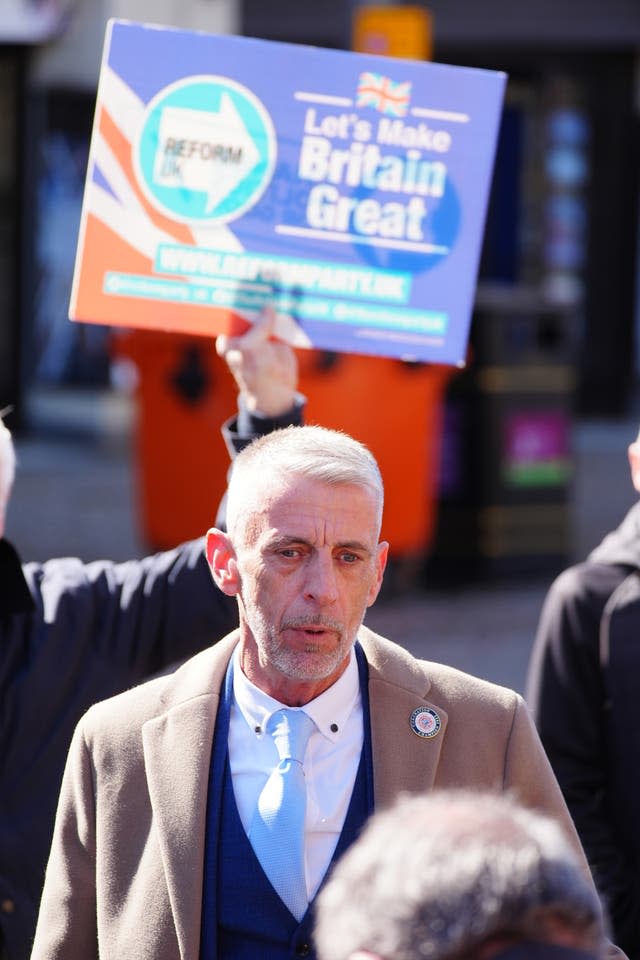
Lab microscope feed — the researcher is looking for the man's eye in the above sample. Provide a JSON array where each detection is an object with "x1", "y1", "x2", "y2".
[
  {"x1": 279, "y1": 548, "x2": 300, "y2": 558},
  {"x1": 339, "y1": 552, "x2": 359, "y2": 564}
]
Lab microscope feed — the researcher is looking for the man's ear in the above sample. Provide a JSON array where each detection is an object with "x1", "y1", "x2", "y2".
[{"x1": 206, "y1": 528, "x2": 240, "y2": 596}]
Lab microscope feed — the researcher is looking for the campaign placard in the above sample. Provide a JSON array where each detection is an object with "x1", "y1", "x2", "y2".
[{"x1": 70, "y1": 20, "x2": 506, "y2": 364}]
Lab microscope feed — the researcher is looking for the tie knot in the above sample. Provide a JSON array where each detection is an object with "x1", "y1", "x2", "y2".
[{"x1": 269, "y1": 708, "x2": 315, "y2": 764}]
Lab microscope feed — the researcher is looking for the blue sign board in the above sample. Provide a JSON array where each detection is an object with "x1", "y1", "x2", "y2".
[{"x1": 71, "y1": 20, "x2": 506, "y2": 364}]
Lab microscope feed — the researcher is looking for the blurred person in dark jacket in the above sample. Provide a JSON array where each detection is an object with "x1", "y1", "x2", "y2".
[
  {"x1": 0, "y1": 312, "x2": 303, "y2": 960},
  {"x1": 527, "y1": 427, "x2": 640, "y2": 960}
]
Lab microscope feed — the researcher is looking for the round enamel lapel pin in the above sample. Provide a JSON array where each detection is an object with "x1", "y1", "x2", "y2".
[{"x1": 410, "y1": 707, "x2": 442, "y2": 738}]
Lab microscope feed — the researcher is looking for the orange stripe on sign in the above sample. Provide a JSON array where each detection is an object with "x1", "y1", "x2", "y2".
[
  {"x1": 72, "y1": 214, "x2": 249, "y2": 338},
  {"x1": 97, "y1": 104, "x2": 195, "y2": 246}
]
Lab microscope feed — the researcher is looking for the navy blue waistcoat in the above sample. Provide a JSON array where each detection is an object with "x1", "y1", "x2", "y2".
[{"x1": 200, "y1": 646, "x2": 374, "y2": 960}]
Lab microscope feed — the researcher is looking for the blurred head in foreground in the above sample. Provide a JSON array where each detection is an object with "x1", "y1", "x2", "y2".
[{"x1": 314, "y1": 790, "x2": 606, "y2": 960}]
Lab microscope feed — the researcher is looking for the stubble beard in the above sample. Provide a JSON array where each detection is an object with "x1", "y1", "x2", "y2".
[{"x1": 249, "y1": 608, "x2": 356, "y2": 682}]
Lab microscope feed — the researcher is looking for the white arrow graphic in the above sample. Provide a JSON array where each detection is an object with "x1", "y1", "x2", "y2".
[{"x1": 152, "y1": 92, "x2": 261, "y2": 214}]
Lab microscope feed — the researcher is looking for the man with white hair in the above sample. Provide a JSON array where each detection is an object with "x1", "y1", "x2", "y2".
[
  {"x1": 0, "y1": 314, "x2": 303, "y2": 960},
  {"x1": 527, "y1": 427, "x2": 640, "y2": 959},
  {"x1": 31, "y1": 423, "x2": 616, "y2": 960},
  {"x1": 314, "y1": 790, "x2": 607, "y2": 960}
]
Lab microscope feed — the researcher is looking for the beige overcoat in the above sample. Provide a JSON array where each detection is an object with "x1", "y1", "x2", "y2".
[{"x1": 30, "y1": 627, "x2": 607, "y2": 960}]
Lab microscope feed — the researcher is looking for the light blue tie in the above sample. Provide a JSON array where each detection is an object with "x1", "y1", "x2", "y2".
[{"x1": 249, "y1": 708, "x2": 316, "y2": 920}]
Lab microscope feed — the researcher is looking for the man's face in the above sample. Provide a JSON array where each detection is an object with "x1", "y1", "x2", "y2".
[{"x1": 230, "y1": 473, "x2": 387, "y2": 703}]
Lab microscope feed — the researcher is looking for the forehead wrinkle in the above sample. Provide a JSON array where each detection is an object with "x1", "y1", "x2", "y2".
[
  {"x1": 259, "y1": 513, "x2": 377, "y2": 556},
  {"x1": 232, "y1": 503, "x2": 271, "y2": 548},
  {"x1": 255, "y1": 505, "x2": 376, "y2": 556},
  {"x1": 230, "y1": 474, "x2": 381, "y2": 550}
]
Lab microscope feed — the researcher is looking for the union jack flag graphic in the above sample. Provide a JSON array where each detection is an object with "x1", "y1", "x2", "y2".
[{"x1": 356, "y1": 71, "x2": 412, "y2": 117}]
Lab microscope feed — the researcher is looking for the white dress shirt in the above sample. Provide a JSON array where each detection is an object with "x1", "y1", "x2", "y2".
[{"x1": 229, "y1": 646, "x2": 363, "y2": 900}]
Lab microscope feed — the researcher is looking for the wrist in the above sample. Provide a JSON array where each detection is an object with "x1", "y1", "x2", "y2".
[
  {"x1": 237, "y1": 392, "x2": 306, "y2": 432},
  {"x1": 242, "y1": 386, "x2": 298, "y2": 417}
]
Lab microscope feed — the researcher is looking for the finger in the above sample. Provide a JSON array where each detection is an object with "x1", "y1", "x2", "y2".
[
  {"x1": 258, "y1": 304, "x2": 277, "y2": 338},
  {"x1": 241, "y1": 308, "x2": 276, "y2": 345},
  {"x1": 217, "y1": 304, "x2": 278, "y2": 358},
  {"x1": 215, "y1": 334, "x2": 231, "y2": 357}
]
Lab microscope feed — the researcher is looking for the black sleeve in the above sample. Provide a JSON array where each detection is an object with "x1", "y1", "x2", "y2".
[
  {"x1": 0, "y1": 537, "x2": 35, "y2": 615},
  {"x1": 222, "y1": 393, "x2": 306, "y2": 457},
  {"x1": 26, "y1": 538, "x2": 236, "y2": 683},
  {"x1": 525, "y1": 562, "x2": 640, "y2": 953}
]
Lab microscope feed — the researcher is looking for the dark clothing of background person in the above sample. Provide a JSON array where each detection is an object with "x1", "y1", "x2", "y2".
[
  {"x1": 0, "y1": 404, "x2": 302, "y2": 960},
  {"x1": 526, "y1": 500, "x2": 640, "y2": 960}
]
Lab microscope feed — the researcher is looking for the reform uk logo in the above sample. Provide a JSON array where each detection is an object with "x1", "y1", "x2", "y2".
[{"x1": 134, "y1": 75, "x2": 277, "y2": 224}]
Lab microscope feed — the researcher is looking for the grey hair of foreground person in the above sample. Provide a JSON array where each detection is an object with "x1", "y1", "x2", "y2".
[
  {"x1": 225, "y1": 424, "x2": 385, "y2": 541},
  {"x1": 313, "y1": 790, "x2": 607, "y2": 960}
]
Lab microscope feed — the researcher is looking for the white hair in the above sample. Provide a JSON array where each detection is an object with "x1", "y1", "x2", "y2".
[
  {"x1": 314, "y1": 790, "x2": 606, "y2": 960},
  {"x1": 226, "y1": 425, "x2": 384, "y2": 543}
]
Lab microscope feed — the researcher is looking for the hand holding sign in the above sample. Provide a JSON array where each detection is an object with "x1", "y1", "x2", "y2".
[{"x1": 216, "y1": 307, "x2": 299, "y2": 416}]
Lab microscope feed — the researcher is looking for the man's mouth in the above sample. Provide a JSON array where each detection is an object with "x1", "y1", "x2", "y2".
[
  {"x1": 293, "y1": 626, "x2": 333, "y2": 639},
  {"x1": 282, "y1": 622, "x2": 342, "y2": 645}
]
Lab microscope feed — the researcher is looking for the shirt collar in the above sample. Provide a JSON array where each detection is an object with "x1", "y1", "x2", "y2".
[{"x1": 232, "y1": 645, "x2": 360, "y2": 744}]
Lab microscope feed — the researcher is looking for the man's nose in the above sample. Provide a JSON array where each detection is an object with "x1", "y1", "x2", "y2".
[{"x1": 303, "y1": 552, "x2": 339, "y2": 605}]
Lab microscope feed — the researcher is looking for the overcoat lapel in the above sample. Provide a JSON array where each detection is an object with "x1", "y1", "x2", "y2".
[
  {"x1": 140, "y1": 635, "x2": 238, "y2": 960},
  {"x1": 143, "y1": 693, "x2": 219, "y2": 960},
  {"x1": 361, "y1": 627, "x2": 449, "y2": 809}
]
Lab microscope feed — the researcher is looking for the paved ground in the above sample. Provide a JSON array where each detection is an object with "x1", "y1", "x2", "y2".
[{"x1": 6, "y1": 387, "x2": 640, "y2": 694}]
